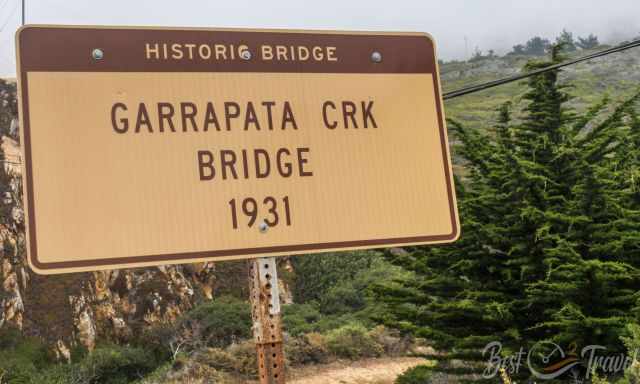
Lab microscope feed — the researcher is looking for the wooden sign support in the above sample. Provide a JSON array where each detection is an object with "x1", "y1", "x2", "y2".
[{"x1": 248, "y1": 257, "x2": 286, "y2": 384}]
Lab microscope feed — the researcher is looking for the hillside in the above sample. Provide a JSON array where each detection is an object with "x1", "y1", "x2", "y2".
[{"x1": 442, "y1": 45, "x2": 640, "y2": 130}]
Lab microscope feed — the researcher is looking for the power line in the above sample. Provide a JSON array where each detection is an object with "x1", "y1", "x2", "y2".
[{"x1": 443, "y1": 39, "x2": 640, "y2": 100}]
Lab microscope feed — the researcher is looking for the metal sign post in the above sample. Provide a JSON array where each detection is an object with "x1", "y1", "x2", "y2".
[{"x1": 248, "y1": 257, "x2": 286, "y2": 384}]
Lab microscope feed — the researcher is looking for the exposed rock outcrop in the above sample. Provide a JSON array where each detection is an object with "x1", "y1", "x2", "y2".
[{"x1": 17, "y1": 263, "x2": 218, "y2": 359}]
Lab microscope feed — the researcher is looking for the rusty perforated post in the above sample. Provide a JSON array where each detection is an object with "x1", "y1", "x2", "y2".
[{"x1": 249, "y1": 257, "x2": 286, "y2": 384}]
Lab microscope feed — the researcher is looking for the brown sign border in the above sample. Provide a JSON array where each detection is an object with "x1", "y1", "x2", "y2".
[{"x1": 16, "y1": 25, "x2": 459, "y2": 273}]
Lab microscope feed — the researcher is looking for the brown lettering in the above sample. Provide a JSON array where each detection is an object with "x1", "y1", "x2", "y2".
[
  {"x1": 135, "y1": 103, "x2": 152, "y2": 133},
  {"x1": 322, "y1": 101, "x2": 337, "y2": 129},
  {"x1": 220, "y1": 150, "x2": 238, "y2": 180},
  {"x1": 254, "y1": 149, "x2": 271, "y2": 178},
  {"x1": 282, "y1": 102, "x2": 298, "y2": 130},
  {"x1": 244, "y1": 102, "x2": 261, "y2": 131},
  {"x1": 276, "y1": 148, "x2": 292, "y2": 177},
  {"x1": 362, "y1": 101, "x2": 377, "y2": 128},
  {"x1": 262, "y1": 101, "x2": 275, "y2": 130},
  {"x1": 204, "y1": 102, "x2": 220, "y2": 131},
  {"x1": 224, "y1": 102, "x2": 240, "y2": 130},
  {"x1": 158, "y1": 102, "x2": 176, "y2": 132},
  {"x1": 342, "y1": 101, "x2": 358, "y2": 128},
  {"x1": 297, "y1": 148, "x2": 313, "y2": 177},
  {"x1": 180, "y1": 102, "x2": 198, "y2": 132},
  {"x1": 111, "y1": 103, "x2": 128, "y2": 133},
  {"x1": 197, "y1": 150, "x2": 215, "y2": 180}
]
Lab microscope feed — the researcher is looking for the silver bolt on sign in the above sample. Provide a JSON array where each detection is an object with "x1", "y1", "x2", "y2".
[
  {"x1": 241, "y1": 49, "x2": 252, "y2": 60},
  {"x1": 91, "y1": 48, "x2": 104, "y2": 60},
  {"x1": 259, "y1": 220, "x2": 269, "y2": 233}
]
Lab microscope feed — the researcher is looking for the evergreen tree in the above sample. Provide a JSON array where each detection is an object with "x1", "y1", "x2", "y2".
[
  {"x1": 556, "y1": 29, "x2": 577, "y2": 52},
  {"x1": 576, "y1": 34, "x2": 600, "y2": 50},
  {"x1": 511, "y1": 44, "x2": 526, "y2": 55},
  {"x1": 377, "y1": 47, "x2": 640, "y2": 380},
  {"x1": 524, "y1": 36, "x2": 551, "y2": 55}
]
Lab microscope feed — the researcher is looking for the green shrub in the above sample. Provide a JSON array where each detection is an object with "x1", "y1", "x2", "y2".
[
  {"x1": 292, "y1": 252, "x2": 409, "y2": 325},
  {"x1": 622, "y1": 323, "x2": 640, "y2": 354},
  {"x1": 0, "y1": 326, "x2": 56, "y2": 383},
  {"x1": 137, "y1": 360, "x2": 227, "y2": 384},
  {"x1": 395, "y1": 365, "x2": 433, "y2": 384},
  {"x1": 74, "y1": 344, "x2": 160, "y2": 384},
  {"x1": 0, "y1": 326, "x2": 25, "y2": 350},
  {"x1": 0, "y1": 327, "x2": 51, "y2": 367},
  {"x1": 620, "y1": 323, "x2": 640, "y2": 384},
  {"x1": 325, "y1": 323, "x2": 383, "y2": 359},
  {"x1": 320, "y1": 282, "x2": 366, "y2": 314},
  {"x1": 30, "y1": 365, "x2": 74, "y2": 384},
  {"x1": 282, "y1": 303, "x2": 323, "y2": 336},
  {"x1": 620, "y1": 360, "x2": 640, "y2": 384},
  {"x1": 181, "y1": 295, "x2": 252, "y2": 347},
  {"x1": 292, "y1": 251, "x2": 377, "y2": 304},
  {"x1": 135, "y1": 322, "x2": 176, "y2": 361},
  {"x1": 0, "y1": 362, "x2": 38, "y2": 384}
]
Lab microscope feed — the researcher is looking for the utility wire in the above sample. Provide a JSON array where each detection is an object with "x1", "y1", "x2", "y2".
[{"x1": 443, "y1": 38, "x2": 640, "y2": 100}]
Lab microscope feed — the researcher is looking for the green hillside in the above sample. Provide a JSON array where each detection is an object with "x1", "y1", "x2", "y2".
[{"x1": 442, "y1": 45, "x2": 640, "y2": 130}]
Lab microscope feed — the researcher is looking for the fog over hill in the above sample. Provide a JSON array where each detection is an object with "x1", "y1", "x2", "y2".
[{"x1": 441, "y1": 42, "x2": 640, "y2": 132}]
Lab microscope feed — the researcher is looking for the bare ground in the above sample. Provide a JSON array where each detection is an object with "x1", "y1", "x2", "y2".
[{"x1": 284, "y1": 357, "x2": 428, "y2": 384}]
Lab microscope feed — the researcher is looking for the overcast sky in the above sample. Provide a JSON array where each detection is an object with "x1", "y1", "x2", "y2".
[{"x1": 1, "y1": 0, "x2": 639, "y2": 76}]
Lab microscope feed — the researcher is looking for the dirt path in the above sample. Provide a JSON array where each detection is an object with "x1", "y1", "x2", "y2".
[{"x1": 286, "y1": 357, "x2": 427, "y2": 384}]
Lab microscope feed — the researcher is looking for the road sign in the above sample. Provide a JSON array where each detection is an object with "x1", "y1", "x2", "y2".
[{"x1": 16, "y1": 25, "x2": 459, "y2": 274}]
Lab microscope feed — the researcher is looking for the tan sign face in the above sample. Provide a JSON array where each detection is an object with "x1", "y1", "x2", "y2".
[{"x1": 16, "y1": 25, "x2": 459, "y2": 274}]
